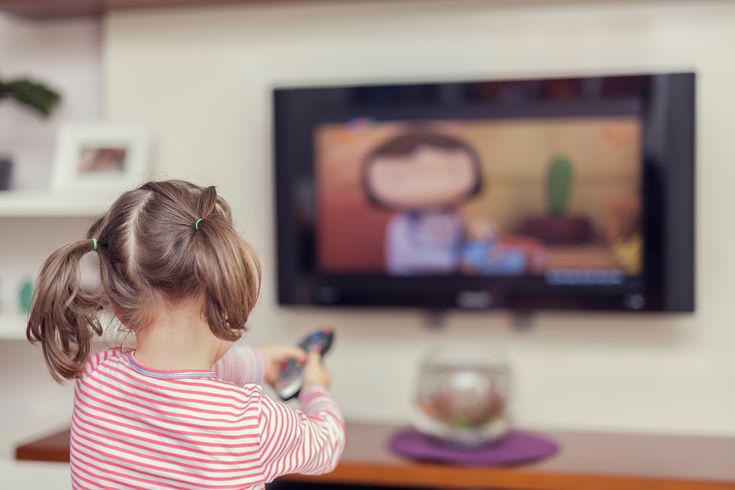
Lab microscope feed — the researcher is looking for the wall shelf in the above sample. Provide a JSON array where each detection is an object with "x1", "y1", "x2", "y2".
[
  {"x1": 0, "y1": 0, "x2": 298, "y2": 19},
  {"x1": 0, "y1": 312, "x2": 123, "y2": 342},
  {"x1": 0, "y1": 191, "x2": 111, "y2": 218}
]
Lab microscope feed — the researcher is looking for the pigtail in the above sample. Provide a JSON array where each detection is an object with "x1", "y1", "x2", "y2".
[
  {"x1": 27, "y1": 239, "x2": 103, "y2": 382},
  {"x1": 193, "y1": 186, "x2": 262, "y2": 340}
]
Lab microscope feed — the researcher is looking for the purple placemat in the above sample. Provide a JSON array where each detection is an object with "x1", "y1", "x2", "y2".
[{"x1": 389, "y1": 428, "x2": 559, "y2": 466}]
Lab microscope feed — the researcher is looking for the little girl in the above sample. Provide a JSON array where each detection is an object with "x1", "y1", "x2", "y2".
[{"x1": 26, "y1": 180, "x2": 345, "y2": 489}]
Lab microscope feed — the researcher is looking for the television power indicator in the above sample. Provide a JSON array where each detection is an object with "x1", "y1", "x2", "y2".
[{"x1": 456, "y1": 291, "x2": 493, "y2": 309}]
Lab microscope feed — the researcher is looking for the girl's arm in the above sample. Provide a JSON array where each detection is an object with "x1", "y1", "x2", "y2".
[
  {"x1": 213, "y1": 344, "x2": 307, "y2": 387},
  {"x1": 257, "y1": 387, "x2": 346, "y2": 482},
  {"x1": 212, "y1": 345, "x2": 266, "y2": 386}
]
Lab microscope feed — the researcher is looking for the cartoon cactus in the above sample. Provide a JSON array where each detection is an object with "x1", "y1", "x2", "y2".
[{"x1": 547, "y1": 155, "x2": 573, "y2": 215}]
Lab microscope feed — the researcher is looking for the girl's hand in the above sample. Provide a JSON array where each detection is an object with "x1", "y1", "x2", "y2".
[
  {"x1": 302, "y1": 349, "x2": 332, "y2": 389},
  {"x1": 260, "y1": 344, "x2": 307, "y2": 385}
]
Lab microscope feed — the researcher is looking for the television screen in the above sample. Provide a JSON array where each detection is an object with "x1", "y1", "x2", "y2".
[
  {"x1": 274, "y1": 73, "x2": 694, "y2": 312},
  {"x1": 317, "y1": 116, "x2": 642, "y2": 284}
]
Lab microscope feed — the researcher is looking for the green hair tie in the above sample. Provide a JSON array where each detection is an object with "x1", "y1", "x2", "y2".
[
  {"x1": 92, "y1": 238, "x2": 98, "y2": 252},
  {"x1": 194, "y1": 218, "x2": 202, "y2": 231}
]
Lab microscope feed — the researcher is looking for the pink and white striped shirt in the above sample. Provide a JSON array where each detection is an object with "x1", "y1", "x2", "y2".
[{"x1": 70, "y1": 345, "x2": 345, "y2": 489}]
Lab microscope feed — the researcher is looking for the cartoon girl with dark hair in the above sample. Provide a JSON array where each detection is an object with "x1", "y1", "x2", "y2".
[{"x1": 363, "y1": 132, "x2": 483, "y2": 275}]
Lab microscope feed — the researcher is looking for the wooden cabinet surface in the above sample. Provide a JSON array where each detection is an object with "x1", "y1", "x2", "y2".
[{"x1": 15, "y1": 421, "x2": 735, "y2": 490}]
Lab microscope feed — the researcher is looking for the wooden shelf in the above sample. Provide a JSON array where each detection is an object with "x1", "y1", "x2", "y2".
[
  {"x1": 0, "y1": 313, "x2": 27, "y2": 340},
  {"x1": 0, "y1": 0, "x2": 302, "y2": 19},
  {"x1": 15, "y1": 421, "x2": 735, "y2": 489},
  {"x1": 0, "y1": 191, "x2": 111, "y2": 218}
]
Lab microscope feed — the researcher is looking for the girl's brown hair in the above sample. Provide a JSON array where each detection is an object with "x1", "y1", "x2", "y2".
[{"x1": 27, "y1": 180, "x2": 261, "y2": 382}]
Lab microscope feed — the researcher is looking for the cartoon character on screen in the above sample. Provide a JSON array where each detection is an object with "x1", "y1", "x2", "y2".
[{"x1": 362, "y1": 132, "x2": 483, "y2": 275}]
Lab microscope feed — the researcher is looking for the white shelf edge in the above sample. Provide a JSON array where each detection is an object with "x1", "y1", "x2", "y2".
[
  {"x1": 0, "y1": 313, "x2": 127, "y2": 343},
  {"x1": 0, "y1": 191, "x2": 113, "y2": 218}
]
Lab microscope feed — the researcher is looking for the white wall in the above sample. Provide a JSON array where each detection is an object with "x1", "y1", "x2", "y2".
[{"x1": 102, "y1": 0, "x2": 735, "y2": 436}]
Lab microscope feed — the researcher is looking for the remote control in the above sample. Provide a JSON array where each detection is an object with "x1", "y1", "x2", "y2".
[{"x1": 273, "y1": 328, "x2": 334, "y2": 401}]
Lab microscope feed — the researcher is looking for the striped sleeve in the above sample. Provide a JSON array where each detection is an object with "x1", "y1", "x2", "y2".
[
  {"x1": 257, "y1": 386, "x2": 346, "y2": 482},
  {"x1": 212, "y1": 344, "x2": 265, "y2": 387}
]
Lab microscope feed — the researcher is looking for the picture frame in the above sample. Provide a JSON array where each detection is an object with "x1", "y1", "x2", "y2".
[{"x1": 52, "y1": 123, "x2": 150, "y2": 193}]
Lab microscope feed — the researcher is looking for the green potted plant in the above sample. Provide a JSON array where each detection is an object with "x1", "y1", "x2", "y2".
[
  {"x1": 0, "y1": 76, "x2": 62, "y2": 190},
  {"x1": 520, "y1": 155, "x2": 593, "y2": 244}
]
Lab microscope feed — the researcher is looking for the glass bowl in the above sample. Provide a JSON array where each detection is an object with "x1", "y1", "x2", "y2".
[{"x1": 411, "y1": 348, "x2": 512, "y2": 446}]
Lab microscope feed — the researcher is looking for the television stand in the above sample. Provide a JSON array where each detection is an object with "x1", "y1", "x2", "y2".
[{"x1": 15, "y1": 421, "x2": 735, "y2": 489}]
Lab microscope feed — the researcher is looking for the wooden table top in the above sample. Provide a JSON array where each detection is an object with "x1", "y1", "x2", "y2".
[{"x1": 15, "y1": 422, "x2": 735, "y2": 490}]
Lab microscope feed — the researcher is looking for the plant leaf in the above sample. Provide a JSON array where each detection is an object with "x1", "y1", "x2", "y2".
[{"x1": 1, "y1": 78, "x2": 62, "y2": 118}]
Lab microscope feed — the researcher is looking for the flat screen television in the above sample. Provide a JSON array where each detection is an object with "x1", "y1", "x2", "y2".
[{"x1": 273, "y1": 73, "x2": 695, "y2": 312}]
